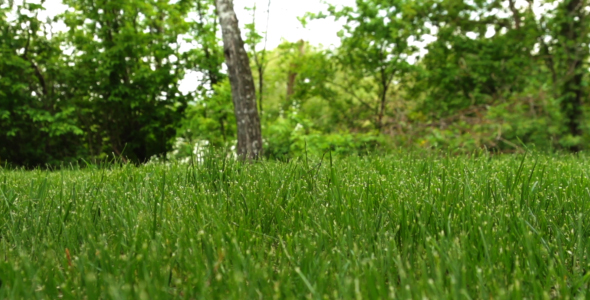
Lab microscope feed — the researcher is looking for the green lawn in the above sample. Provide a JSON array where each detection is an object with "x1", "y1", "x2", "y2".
[{"x1": 1, "y1": 153, "x2": 589, "y2": 299}]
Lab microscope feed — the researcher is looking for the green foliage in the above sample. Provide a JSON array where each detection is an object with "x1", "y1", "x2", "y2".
[
  {"x1": 2, "y1": 0, "x2": 590, "y2": 166},
  {"x1": 282, "y1": 0, "x2": 588, "y2": 153},
  {"x1": 262, "y1": 108, "x2": 381, "y2": 159},
  {"x1": 1, "y1": 0, "x2": 203, "y2": 166},
  {"x1": 176, "y1": 79, "x2": 236, "y2": 152},
  {"x1": 3, "y1": 154, "x2": 590, "y2": 298},
  {"x1": 184, "y1": 0, "x2": 225, "y2": 90},
  {"x1": 409, "y1": 0, "x2": 589, "y2": 151},
  {"x1": 321, "y1": 0, "x2": 426, "y2": 131},
  {"x1": 416, "y1": 26, "x2": 535, "y2": 115},
  {"x1": 0, "y1": 2, "x2": 84, "y2": 166},
  {"x1": 60, "y1": 0, "x2": 191, "y2": 162}
]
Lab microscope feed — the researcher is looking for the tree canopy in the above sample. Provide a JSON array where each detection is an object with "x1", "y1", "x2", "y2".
[{"x1": 1, "y1": 0, "x2": 588, "y2": 166}]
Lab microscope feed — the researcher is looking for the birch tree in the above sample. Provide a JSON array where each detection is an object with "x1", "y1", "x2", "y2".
[{"x1": 215, "y1": 0, "x2": 263, "y2": 159}]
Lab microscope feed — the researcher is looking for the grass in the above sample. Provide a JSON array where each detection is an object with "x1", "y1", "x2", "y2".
[{"x1": 1, "y1": 152, "x2": 590, "y2": 299}]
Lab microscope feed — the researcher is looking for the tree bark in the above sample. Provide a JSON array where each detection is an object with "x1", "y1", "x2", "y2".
[
  {"x1": 215, "y1": 0, "x2": 263, "y2": 159},
  {"x1": 376, "y1": 83, "x2": 388, "y2": 132},
  {"x1": 286, "y1": 40, "x2": 305, "y2": 106},
  {"x1": 376, "y1": 47, "x2": 394, "y2": 133},
  {"x1": 507, "y1": 0, "x2": 521, "y2": 29}
]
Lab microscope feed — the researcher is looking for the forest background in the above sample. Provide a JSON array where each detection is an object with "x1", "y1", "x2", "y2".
[{"x1": 1, "y1": 0, "x2": 588, "y2": 167}]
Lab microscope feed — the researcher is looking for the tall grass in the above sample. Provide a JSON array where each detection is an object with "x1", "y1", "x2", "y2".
[{"x1": 1, "y1": 152, "x2": 589, "y2": 299}]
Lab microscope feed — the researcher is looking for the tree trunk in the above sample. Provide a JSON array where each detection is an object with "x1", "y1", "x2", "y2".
[
  {"x1": 507, "y1": 0, "x2": 521, "y2": 29},
  {"x1": 376, "y1": 48, "x2": 393, "y2": 133},
  {"x1": 286, "y1": 40, "x2": 305, "y2": 106},
  {"x1": 376, "y1": 85, "x2": 388, "y2": 132},
  {"x1": 257, "y1": 63, "x2": 264, "y2": 115},
  {"x1": 286, "y1": 71, "x2": 297, "y2": 103},
  {"x1": 215, "y1": 0, "x2": 263, "y2": 159}
]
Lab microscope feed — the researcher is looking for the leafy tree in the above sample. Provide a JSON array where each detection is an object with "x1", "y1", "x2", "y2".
[
  {"x1": 177, "y1": 79, "x2": 236, "y2": 150},
  {"x1": 315, "y1": 0, "x2": 426, "y2": 132},
  {"x1": 243, "y1": 1, "x2": 272, "y2": 116},
  {"x1": 250, "y1": 42, "x2": 381, "y2": 159},
  {"x1": 176, "y1": 0, "x2": 231, "y2": 152},
  {"x1": 189, "y1": 0, "x2": 225, "y2": 90},
  {"x1": 0, "y1": 1, "x2": 83, "y2": 166},
  {"x1": 536, "y1": 0, "x2": 589, "y2": 150},
  {"x1": 413, "y1": 0, "x2": 538, "y2": 116},
  {"x1": 60, "y1": 0, "x2": 191, "y2": 162},
  {"x1": 411, "y1": 0, "x2": 588, "y2": 151}
]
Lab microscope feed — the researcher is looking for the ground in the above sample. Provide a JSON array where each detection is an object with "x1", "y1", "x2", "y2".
[{"x1": 1, "y1": 152, "x2": 589, "y2": 299}]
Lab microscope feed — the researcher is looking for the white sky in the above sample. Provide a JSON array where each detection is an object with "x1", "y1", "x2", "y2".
[
  {"x1": 235, "y1": 0, "x2": 355, "y2": 50},
  {"x1": 24, "y1": 0, "x2": 353, "y2": 49},
  {"x1": 18, "y1": 0, "x2": 354, "y2": 93}
]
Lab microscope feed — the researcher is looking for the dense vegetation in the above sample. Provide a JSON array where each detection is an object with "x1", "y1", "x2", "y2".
[
  {"x1": 1, "y1": 153, "x2": 590, "y2": 298},
  {"x1": 1, "y1": 0, "x2": 588, "y2": 166},
  {"x1": 3, "y1": 1, "x2": 589, "y2": 298}
]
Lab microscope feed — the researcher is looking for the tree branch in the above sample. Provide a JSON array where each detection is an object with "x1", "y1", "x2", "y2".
[{"x1": 507, "y1": 0, "x2": 521, "y2": 29}]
